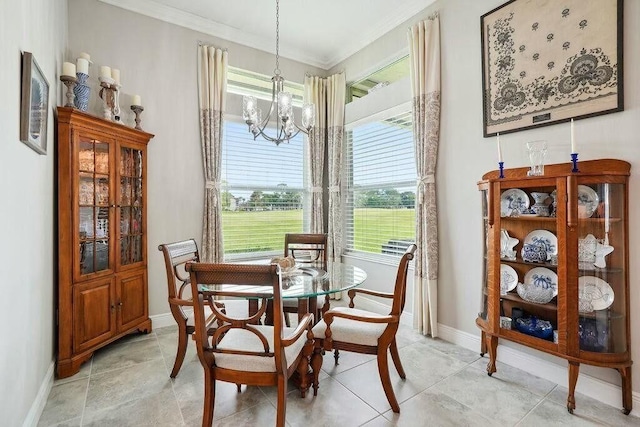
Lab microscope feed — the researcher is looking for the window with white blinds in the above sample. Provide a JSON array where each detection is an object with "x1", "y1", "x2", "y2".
[
  {"x1": 344, "y1": 110, "x2": 416, "y2": 258},
  {"x1": 221, "y1": 120, "x2": 305, "y2": 259}
]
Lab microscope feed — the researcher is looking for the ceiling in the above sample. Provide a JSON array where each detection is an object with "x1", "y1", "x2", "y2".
[{"x1": 98, "y1": 0, "x2": 435, "y2": 70}]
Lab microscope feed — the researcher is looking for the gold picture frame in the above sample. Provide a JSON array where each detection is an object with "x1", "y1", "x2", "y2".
[{"x1": 20, "y1": 51, "x2": 50, "y2": 154}]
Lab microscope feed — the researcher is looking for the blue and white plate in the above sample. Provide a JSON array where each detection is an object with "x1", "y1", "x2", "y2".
[
  {"x1": 501, "y1": 188, "x2": 530, "y2": 217},
  {"x1": 524, "y1": 267, "x2": 558, "y2": 297},
  {"x1": 577, "y1": 185, "x2": 599, "y2": 218},
  {"x1": 523, "y1": 229, "x2": 557, "y2": 261},
  {"x1": 500, "y1": 264, "x2": 518, "y2": 295},
  {"x1": 579, "y1": 276, "x2": 614, "y2": 312}
]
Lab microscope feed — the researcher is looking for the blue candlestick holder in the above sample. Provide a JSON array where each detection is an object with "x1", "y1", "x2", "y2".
[
  {"x1": 571, "y1": 153, "x2": 579, "y2": 173},
  {"x1": 498, "y1": 161, "x2": 505, "y2": 179}
]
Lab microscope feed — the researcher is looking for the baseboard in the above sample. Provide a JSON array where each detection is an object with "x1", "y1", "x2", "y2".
[
  {"x1": 150, "y1": 311, "x2": 179, "y2": 329},
  {"x1": 437, "y1": 322, "x2": 640, "y2": 417},
  {"x1": 23, "y1": 361, "x2": 55, "y2": 427}
]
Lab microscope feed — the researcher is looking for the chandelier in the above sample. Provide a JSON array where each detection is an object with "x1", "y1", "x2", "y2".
[{"x1": 242, "y1": 0, "x2": 316, "y2": 145}]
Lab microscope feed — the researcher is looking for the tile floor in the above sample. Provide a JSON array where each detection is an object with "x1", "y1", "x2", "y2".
[{"x1": 39, "y1": 320, "x2": 639, "y2": 426}]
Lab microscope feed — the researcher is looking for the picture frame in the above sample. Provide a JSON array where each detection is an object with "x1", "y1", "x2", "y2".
[
  {"x1": 20, "y1": 51, "x2": 50, "y2": 154},
  {"x1": 481, "y1": 0, "x2": 623, "y2": 137}
]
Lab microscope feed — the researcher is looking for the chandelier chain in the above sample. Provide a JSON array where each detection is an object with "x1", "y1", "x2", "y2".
[{"x1": 275, "y1": 0, "x2": 280, "y2": 75}]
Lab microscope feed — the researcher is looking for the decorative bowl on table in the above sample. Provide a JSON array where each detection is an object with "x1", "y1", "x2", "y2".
[{"x1": 515, "y1": 317, "x2": 553, "y2": 340}]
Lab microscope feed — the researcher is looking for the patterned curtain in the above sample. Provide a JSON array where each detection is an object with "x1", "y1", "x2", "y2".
[
  {"x1": 197, "y1": 45, "x2": 228, "y2": 262},
  {"x1": 408, "y1": 15, "x2": 441, "y2": 337},
  {"x1": 303, "y1": 75, "x2": 327, "y2": 233},
  {"x1": 326, "y1": 73, "x2": 346, "y2": 266}
]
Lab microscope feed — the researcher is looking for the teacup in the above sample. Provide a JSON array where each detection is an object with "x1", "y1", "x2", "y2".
[{"x1": 522, "y1": 242, "x2": 547, "y2": 263}]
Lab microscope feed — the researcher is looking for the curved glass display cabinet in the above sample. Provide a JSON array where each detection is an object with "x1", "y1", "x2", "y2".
[{"x1": 477, "y1": 159, "x2": 632, "y2": 415}]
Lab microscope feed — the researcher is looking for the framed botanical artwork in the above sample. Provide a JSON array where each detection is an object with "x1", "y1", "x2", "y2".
[
  {"x1": 481, "y1": 0, "x2": 623, "y2": 137},
  {"x1": 20, "y1": 51, "x2": 50, "y2": 154}
]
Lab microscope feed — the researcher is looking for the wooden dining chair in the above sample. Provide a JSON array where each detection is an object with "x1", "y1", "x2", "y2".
[
  {"x1": 282, "y1": 233, "x2": 328, "y2": 326},
  {"x1": 311, "y1": 244, "x2": 417, "y2": 413},
  {"x1": 158, "y1": 239, "x2": 248, "y2": 378},
  {"x1": 186, "y1": 262, "x2": 316, "y2": 427}
]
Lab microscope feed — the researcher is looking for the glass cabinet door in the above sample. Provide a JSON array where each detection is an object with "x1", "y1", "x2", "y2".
[
  {"x1": 78, "y1": 137, "x2": 112, "y2": 276},
  {"x1": 118, "y1": 146, "x2": 144, "y2": 266},
  {"x1": 479, "y1": 186, "x2": 489, "y2": 321},
  {"x1": 576, "y1": 182, "x2": 626, "y2": 354},
  {"x1": 498, "y1": 182, "x2": 559, "y2": 345}
]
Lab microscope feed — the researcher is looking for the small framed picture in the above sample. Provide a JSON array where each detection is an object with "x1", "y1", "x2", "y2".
[{"x1": 20, "y1": 51, "x2": 50, "y2": 154}]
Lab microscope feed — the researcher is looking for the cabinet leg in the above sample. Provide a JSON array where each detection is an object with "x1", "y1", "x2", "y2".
[
  {"x1": 567, "y1": 362, "x2": 580, "y2": 414},
  {"x1": 617, "y1": 366, "x2": 632, "y2": 415},
  {"x1": 485, "y1": 334, "x2": 497, "y2": 376},
  {"x1": 480, "y1": 330, "x2": 487, "y2": 357}
]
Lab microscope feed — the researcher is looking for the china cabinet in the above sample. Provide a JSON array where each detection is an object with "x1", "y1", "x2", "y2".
[
  {"x1": 56, "y1": 107, "x2": 154, "y2": 378},
  {"x1": 477, "y1": 159, "x2": 632, "y2": 414}
]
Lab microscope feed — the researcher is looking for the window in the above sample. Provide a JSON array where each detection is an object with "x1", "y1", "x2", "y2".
[
  {"x1": 221, "y1": 67, "x2": 307, "y2": 259},
  {"x1": 345, "y1": 110, "x2": 416, "y2": 258}
]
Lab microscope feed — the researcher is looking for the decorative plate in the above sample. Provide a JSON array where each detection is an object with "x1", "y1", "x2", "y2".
[
  {"x1": 501, "y1": 189, "x2": 530, "y2": 217},
  {"x1": 523, "y1": 230, "x2": 558, "y2": 261},
  {"x1": 524, "y1": 267, "x2": 558, "y2": 297},
  {"x1": 577, "y1": 185, "x2": 599, "y2": 218},
  {"x1": 500, "y1": 264, "x2": 518, "y2": 295},
  {"x1": 578, "y1": 276, "x2": 614, "y2": 312}
]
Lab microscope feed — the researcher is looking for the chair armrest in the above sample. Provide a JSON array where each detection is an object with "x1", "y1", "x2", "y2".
[
  {"x1": 324, "y1": 310, "x2": 397, "y2": 325},
  {"x1": 349, "y1": 288, "x2": 394, "y2": 299},
  {"x1": 281, "y1": 313, "x2": 313, "y2": 346}
]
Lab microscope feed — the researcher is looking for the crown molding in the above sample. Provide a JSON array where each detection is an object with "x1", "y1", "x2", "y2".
[{"x1": 98, "y1": 0, "x2": 435, "y2": 70}]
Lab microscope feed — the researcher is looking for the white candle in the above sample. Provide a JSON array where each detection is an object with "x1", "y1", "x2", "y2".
[
  {"x1": 570, "y1": 119, "x2": 575, "y2": 153},
  {"x1": 79, "y1": 52, "x2": 93, "y2": 63},
  {"x1": 62, "y1": 62, "x2": 76, "y2": 77},
  {"x1": 132, "y1": 95, "x2": 142, "y2": 106},
  {"x1": 496, "y1": 132, "x2": 503, "y2": 163},
  {"x1": 112, "y1": 68, "x2": 121, "y2": 85},
  {"x1": 76, "y1": 58, "x2": 89, "y2": 75},
  {"x1": 100, "y1": 66, "x2": 111, "y2": 79}
]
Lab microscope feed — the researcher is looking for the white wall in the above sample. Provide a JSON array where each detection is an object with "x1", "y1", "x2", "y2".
[
  {"x1": 67, "y1": 0, "x2": 326, "y2": 318},
  {"x1": 332, "y1": 0, "x2": 640, "y2": 397},
  {"x1": 0, "y1": 0, "x2": 67, "y2": 425}
]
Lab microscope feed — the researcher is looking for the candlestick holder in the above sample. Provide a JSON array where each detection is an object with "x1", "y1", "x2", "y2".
[
  {"x1": 60, "y1": 75, "x2": 78, "y2": 108},
  {"x1": 498, "y1": 161, "x2": 505, "y2": 179},
  {"x1": 131, "y1": 105, "x2": 144, "y2": 130},
  {"x1": 98, "y1": 77, "x2": 116, "y2": 121},
  {"x1": 112, "y1": 84, "x2": 122, "y2": 123},
  {"x1": 571, "y1": 153, "x2": 579, "y2": 173}
]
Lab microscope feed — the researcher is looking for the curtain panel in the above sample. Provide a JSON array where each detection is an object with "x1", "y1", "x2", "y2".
[
  {"x1": 408, "y1": 15, "x2": 441, "y2": 337},
  {"x1": 197, "y1": 45, "x2": 228, "y2": 262},
  {"x1": 303, "y1": 75, "x2": 327, "y2": 234}
]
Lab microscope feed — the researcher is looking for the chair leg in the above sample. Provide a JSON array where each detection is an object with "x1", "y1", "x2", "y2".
[
  {"x1": 276, "y1": 374, "x2": 287, "y2": 427},
  {"x1": 202, "y1": 367, "x2": 216, "y2": 426},
  {"x1": 311, "y1": 341, "x2": 323, "y2": 396},
  {"x1": 377, "y1": 347, "x2": 400, "y2": 413},
  {"x1": 334, "y1": 349, "x2": 340, "y2": 365},
  {"x1": 170, "y1": 326, "x2": 189, "y2": 378},
  {"x1": 389, "y1": 339, "x2": 406, "y2": 379},
  {"x1": 284, "y1": 312, "x2": 291, "y2": 328},
  {"x1": 236, "y1": 383, "x2": 241, "y2": 392}
]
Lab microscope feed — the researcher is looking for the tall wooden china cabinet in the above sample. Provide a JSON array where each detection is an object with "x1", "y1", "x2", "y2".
[
  {"x1": 477, "y1": 159, "x2": 632, "y2": 414},
  {"x1": 56, "y1": 107, "x2": 154, "y2": 378}
]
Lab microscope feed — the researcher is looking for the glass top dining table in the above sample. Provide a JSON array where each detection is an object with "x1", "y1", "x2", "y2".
[{"x1": 201, "y1": 264, "x2": 367, "y2": 324}]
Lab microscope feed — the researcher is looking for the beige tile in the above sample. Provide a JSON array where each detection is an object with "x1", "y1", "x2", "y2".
[
  {"x1": 431, "y1": 366, "x2": 543, "y2": 425},
  {"x1": 415, "y1": 336, "x2": 482, "y2": 364},
  {"x1": 469, "y1": 358, "x2": 556, "y2": 397},
  {"x1": 382, "y1": 389, "x2": 494, "y2": 427},
  {"x1": 82, "y1": 382, "x2": 183, "y2": 427},
  {"x1": 545, "y1": 386, "x2": 640, "y2": 426},
  {"x1": 44, "y1": 418, "x2": 82, "y2": 427},
  {"x1": 518, "y1": 398, "x2": 603, "y2": 426},
  {"x1": 195, "y1": 401, "x2": 278, "y2": 427},
  {"x1": 283, "y1": 377, "x2": 379, "y2": 427},
  {"x1": 91, "y1": 335, "x2": 162, "y2": 375},
  {"x1": 332, "y1": 341, "x2": 469, "y2": 413},
  {"x1": 84, "y1": 359, "x2": 171, "y2": 414},
  {"x1": 54, "y1": 359, "x2": 92, "y2": 386},
  {"x1": 321, "y1": 349, "x2": 376, "y2": 376},
  {"x1": 37, "y1": 378, "x2": 88, "y2": 427}
]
